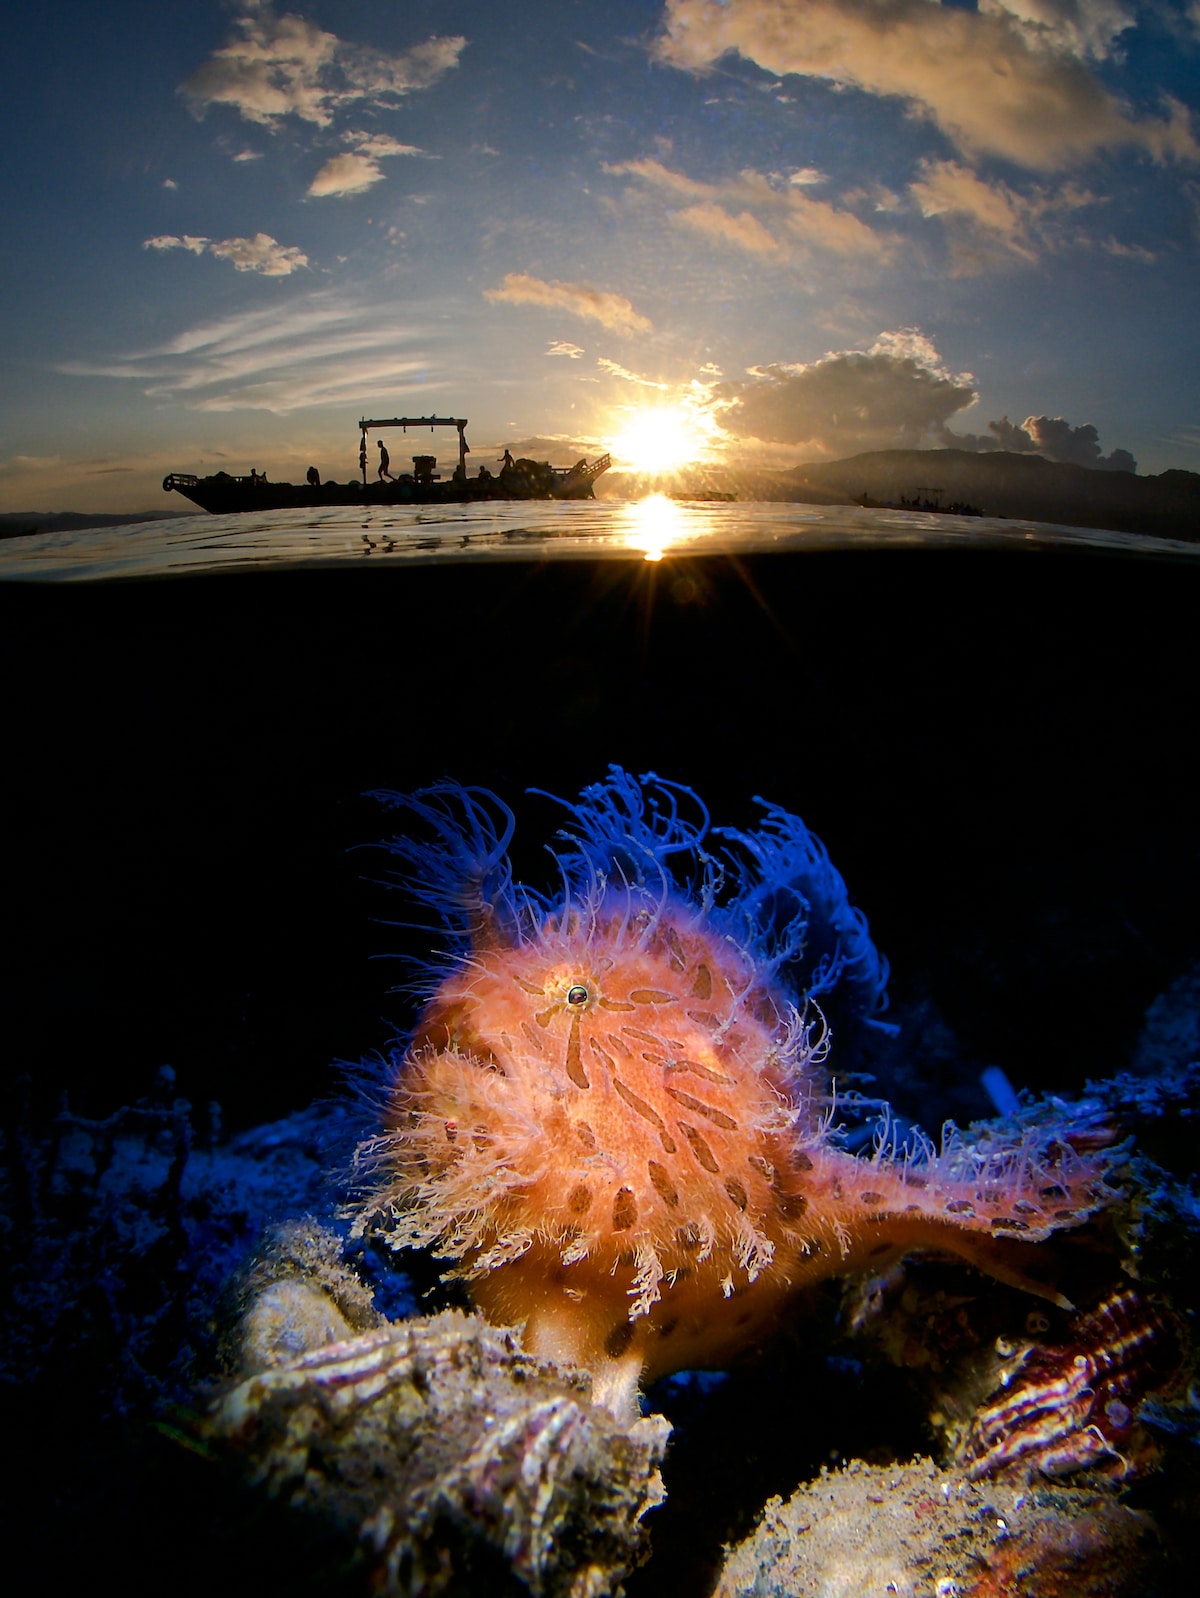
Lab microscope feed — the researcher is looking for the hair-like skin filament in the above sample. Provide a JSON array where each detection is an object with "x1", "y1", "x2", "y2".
[{"x1": 356, "y1": 790, "x2": 1111, "y2": 1423}]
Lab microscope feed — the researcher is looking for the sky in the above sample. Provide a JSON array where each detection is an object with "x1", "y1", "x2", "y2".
[{"x1": 2, "y1": 0, "x2": 1199, "y2": 511}]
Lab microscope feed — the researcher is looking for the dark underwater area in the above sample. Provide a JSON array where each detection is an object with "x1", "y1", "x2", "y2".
[{"x1": 2, "y1": 546, "x2": 1199, "y2": 1595}]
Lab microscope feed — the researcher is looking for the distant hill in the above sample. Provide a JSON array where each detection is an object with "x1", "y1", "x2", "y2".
[
  {"x1": 753, "y1": 449, "x2": 1199, "y2": 541},
  {"x1": 0, "y1": 509, "x2": 201, "y2": 541},
  {"x1": 615, "y1": 448, "x2": 1199, "y2": 540}
]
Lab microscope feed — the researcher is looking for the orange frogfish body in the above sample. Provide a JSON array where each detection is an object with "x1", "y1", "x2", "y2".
[{"x1": 353, "y1": 771, "x2": 1115, "y2": 1417}]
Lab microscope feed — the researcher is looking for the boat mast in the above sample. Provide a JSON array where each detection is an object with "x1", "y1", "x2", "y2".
[{"x1": 359, "y1": 415, "x2": 469, "y2": 484}]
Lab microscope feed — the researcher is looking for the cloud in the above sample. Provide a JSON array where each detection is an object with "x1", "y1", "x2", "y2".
[
  {"x1": 484, "y1": 273, "x2": 652, "y2": 334},
  {"x1": 232, "y1": 149, "x2": 263, "y2": 162},
  {"x1": 307, "y1": 131, "x2": 424, "y2": 197},
  {"x1": 307, "y1": 153, "x2": 384, "y2": 197},
  {"x1": 597, "y1": 358, "x2": 669, "y2": 387},
  {"x1": 547, "y1": 341, "x2": 585, "y2": 358},
  {"x1": 607, "y1": 156, "x2": 890, "y2": 259},
  {"x1": 673, "y1": 202, "x2": 780, "y2": 254},
  {"x1": 1020, "y1": 414, "x2": 1137, "y2": 469},
  {"x1": 909, "y1": 159, "x2": 1105, "y2": 270},
  {"x1": 145, "y1": 234, "x2": 210, "y2": 256},
  {"x1": 719, "y1": 330, "x2": 979, "y2": 453},
  {"x1": 180, "y1": 3, "x2": 465, "y2": 129},
  {"x1": 909, "y1": 160, "x2": 1035, "y2": 257},
  {"x1": 143, "y1": 232, "x2": 308, "y2": 276},
  {"x1": 948, "y1": 412, "x2": 1136, "y2": 470},
  {"x1": 1101, "y1": 236, "x2": 1157, "y2": 262},
  {"x1": 654, "y1": 0, "x2": 1198, "y2": 170},
  {"x1": 59, "y1": 290, "x2": 440, "y2": 413},
  {"x1": 982, "y1": 0, "x2": 1135, "y2": 61},
  {"x1": 352, "y1": 133, "x2": 423, "y2": 158},
  {"x1": 162, "y1": 178, "x2": 178, "y2": 190}
]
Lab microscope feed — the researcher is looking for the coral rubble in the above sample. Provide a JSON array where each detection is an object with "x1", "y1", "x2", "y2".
[
  {"x1": 713, "y1": 1457, "x2": 1164, "y2": 1598},
  {"x1": 211, "y1": 1298, "x2": 669, "y2": 1598}
]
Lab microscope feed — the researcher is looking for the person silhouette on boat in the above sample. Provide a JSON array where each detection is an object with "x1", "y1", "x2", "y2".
[{"x1": 377, "y1": 440, "x2": 394, "y2": 482}]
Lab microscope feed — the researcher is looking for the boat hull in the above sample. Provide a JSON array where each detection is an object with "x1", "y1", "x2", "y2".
[{"x1": 164, "y1": 462, "x2": 608, "y2": 515}]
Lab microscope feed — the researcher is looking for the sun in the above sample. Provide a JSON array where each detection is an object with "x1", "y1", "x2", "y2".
[{"x1": 610, "y1": 405, "x2": 705, "y2": 475}]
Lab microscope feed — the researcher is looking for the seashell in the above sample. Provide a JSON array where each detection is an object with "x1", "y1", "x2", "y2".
[{"x1": 955, "y1": 1286, "x2": 1179, "y2": 1482}]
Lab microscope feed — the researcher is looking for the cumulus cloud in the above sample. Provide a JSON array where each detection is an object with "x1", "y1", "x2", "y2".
[
  {"x1": 1018, "y1": 414, "x2": 1136, "y2": 469},
  {"x1": 307, "y1": 130, "x2": 423, "y2": 197},
  {"x1": 654, "y1": 0, "x2": 1197, "y2": 170},
  {"x1": 484, "y1": 273, "x2": 652, "y2": 334},
  {"x1": 607, "y1": 156, "x2": 890, "y2": 259},
  {"x1": 180, "y1": 2, "x2": 465, "y2": 129},
  {"x1": 143, "y1": 232, "x2": 308, "y2": 276},
  {"x1": 982, "y1": 0, "x2": 1135, "y2": 61},
  {"x1": 59, "y1": 291, "x2": 441, "y2": 413},
  {"x1": 719, "y1": 329, "x2": 979, "y2": 453},
  {"x1": 949, "y1": 412, "x2": 1136, "y2": 469}
]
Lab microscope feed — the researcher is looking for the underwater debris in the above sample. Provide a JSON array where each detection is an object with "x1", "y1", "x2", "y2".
[
  {"x1": 712, "y1": 1456, "x2": 1164, "y2": 1598},
  {"x1": 209, "y1": 1301, "x2": 669, "y2": 1598},
  {"x1": 351, "y1": 771, "x2": 1120, "y2": 1418}
]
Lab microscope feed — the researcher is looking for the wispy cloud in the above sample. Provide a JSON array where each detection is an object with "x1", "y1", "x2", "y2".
[
  {"x1": 179, "y1": 3, "x2": 465, "y2": 129},
  {"x1": 59, "y1": 290, "x2": 442, "y2": 413},
  {"x1": 143, "y1": 232, "x2": 308, "y2": 276},
  {"x1": 655, "y1": 0, "x2": 1198, "y2": 170},
  {"x1": 606, "y1": 157, "x2": 890, "y2": 260},
  {"x1": 596, "y1": 358, "x2": 669, "y2": 387},
  {"x1": 547, "y1": 341, "x2": 585, "y2": 358},
  {"x1": 484, "y1": 273, "x2": 652, "y2": 334},
  {"x1": 145, "y1": 234, "x2": 209, "y2": 256},
  {"x1": 909, "y1": 159, "x2": 1101, "y2": 270},
  {"x1": 674, "y1": 202, "x2": 780, "y2": 254}
]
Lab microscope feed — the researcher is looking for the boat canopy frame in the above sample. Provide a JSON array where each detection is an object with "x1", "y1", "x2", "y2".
[{"x1": 360, "y1": 415, "x2": 469, "y2": 484}]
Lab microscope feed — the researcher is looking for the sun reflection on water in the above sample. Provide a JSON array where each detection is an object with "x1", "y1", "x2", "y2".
[{"x1": 623, "y1": 493, "x2": 683, "y2": 562}]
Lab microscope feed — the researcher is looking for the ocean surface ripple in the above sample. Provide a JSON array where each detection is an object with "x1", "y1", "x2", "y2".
[{"x1": 3, "y1": 498, "x2": 1198, "y2": 583}]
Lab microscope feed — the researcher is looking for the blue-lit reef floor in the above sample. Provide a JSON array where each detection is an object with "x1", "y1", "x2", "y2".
[
  {"x1": 2, "y1": 550, "x2": 1199, "y2": 1593},
  {"x1": 3, "y1": 1030, "x2": 1200, "y2": 1595}
]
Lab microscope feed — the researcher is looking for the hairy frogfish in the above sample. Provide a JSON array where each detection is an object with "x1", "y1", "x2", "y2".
[{"x1": 352, "y1": 770, "x2": 1115, "y2": 1418}]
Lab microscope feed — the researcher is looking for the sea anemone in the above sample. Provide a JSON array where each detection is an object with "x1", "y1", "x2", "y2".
[{"x1": 352, "y1": 770, "x2": 1115, "y2": 1418}]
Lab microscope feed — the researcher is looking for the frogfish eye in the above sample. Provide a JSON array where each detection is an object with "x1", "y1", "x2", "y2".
[{"x1": 566, "y1": 984, "x2": 589, "y2": 1007}]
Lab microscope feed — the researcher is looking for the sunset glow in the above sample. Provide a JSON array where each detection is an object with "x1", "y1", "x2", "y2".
[{"x1": 1, "y1": 1, "x2": 1196, "y2": 515}]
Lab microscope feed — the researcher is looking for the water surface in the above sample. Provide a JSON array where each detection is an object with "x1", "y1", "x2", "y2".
[{"x1": 3, "y1": 497, "x2": 1196, "y2": 581}]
